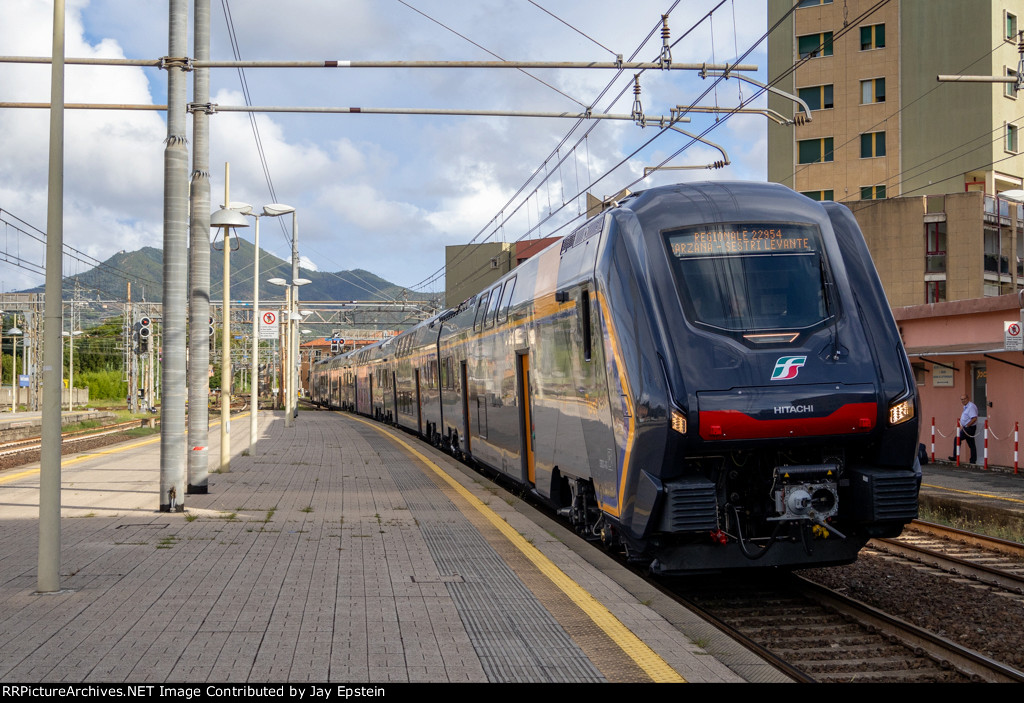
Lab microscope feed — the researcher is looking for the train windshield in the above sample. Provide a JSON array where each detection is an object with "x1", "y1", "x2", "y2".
[{"x1": 664, "y1": 223, "x2": 830, "y2": 333}]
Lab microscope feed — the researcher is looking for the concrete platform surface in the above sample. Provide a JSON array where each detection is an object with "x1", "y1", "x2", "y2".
[{"x1": 0, "y1": 408, "x2": 765, "y2": 684}]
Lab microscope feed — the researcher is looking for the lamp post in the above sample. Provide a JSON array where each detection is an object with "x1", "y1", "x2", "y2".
[
  {"x1": 8, "y1": 318, "x2": 21, "y2": 414},
  {"x1": 263, "y1": 203, "x2": 300, "y2": 427},
  {"x1": 211, "y1": 205, "x2": 248, "y2": 473},
  {"x1": 62, "y1": 329, "x2": 82, "y2": 411}
]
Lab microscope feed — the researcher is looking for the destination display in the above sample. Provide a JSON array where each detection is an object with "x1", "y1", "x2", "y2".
[{"x1": 666, "y1": 223, "x2": 816, "y2": 257}]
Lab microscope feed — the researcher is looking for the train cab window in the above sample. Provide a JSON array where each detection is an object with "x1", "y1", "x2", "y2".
[
  {"x1": 484, "y1": 284, "x2": 502, "y2": 328},
  {"x1": 664, "y1": 223, "x2": 831, "y2": 334},
  {"x1": 499, "y1": 275, "x2": 516, "y2": 323},
  {"x1": 474, "y1": 292, "x2": 490, "y2": 331}
]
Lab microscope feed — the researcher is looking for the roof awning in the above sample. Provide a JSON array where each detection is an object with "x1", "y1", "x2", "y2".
[
  {"x1": 907, "y1": 345, "x2": 1024, "y2": 371},
  {"x1": 905, "y1": 344, "x2": 1008, "y2": 357}
]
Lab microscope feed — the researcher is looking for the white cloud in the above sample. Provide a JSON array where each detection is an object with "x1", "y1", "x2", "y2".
[{"x1": 0, "y1": 0, "x2": 770, "y2": 296}]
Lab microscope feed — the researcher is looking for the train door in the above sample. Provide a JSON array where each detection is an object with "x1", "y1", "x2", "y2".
[
  {"x1": 516, "y1": 351, "x2": 535, "y2": 485},
  {"x1": 461, "y1": 360, "x2": 471, "y2": 455},
  {"x1": 415, "y1": 369, "x2": 422, "y2": 436},
  {"x1": 391, "y1": 371, "x2": 398, "y2": 425}
]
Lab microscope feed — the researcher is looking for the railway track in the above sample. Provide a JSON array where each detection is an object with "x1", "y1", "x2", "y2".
[
  {"x1": 673, "y1": 571, "x2": 1024, "y2": 683},
  {"x1": 869, "y1": 521, "x2": 1024, "y2": 597},
  {"x1": 0, "y1": 420, "x2": 157, "y2": 468}
]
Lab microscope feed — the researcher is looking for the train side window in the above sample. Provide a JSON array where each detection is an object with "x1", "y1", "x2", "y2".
[
  {"x1": 500, "y1": 275, "x2": 516, "y2": 323},
  {"x1": 485, "y1": 284, "x2": 502, "y2": 328},
  {"x1": 474, "y1": 292, "x2": 490, "y2": 331}
]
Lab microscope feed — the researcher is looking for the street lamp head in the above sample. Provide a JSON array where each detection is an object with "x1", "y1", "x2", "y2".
[
  {"x1": 293, "y1": 278, "x2": 312, "y2": 286},
  {"x1": 210, "y1": 207, "x2": 250, "y2": 228},
  {"x1": 267, "y1": 277, "x2": 288, "y2": 287},
  {"x1": 7, "y1": 327, "x2": 22, "y2": 336},
  {"x1": 211, "y1": 207, "x2": 250, "y2": 247},
  {"x1": 263, "y1": 203, "x2": 296, "y2": 217},
  {"x1": 227, "y1": 201, "x2": 254, "y2": 216},
  {"x1": 1000, "y1": 189, "x2": 1024, "y2": 203}
]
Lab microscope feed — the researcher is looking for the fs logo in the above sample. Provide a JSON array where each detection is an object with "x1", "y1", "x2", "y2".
[{"x1": 771, "y1": 356, "x2": 807, "y2": 381}]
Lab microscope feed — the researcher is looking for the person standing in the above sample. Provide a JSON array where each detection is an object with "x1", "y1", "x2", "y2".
[{"x1": 949, "y1": 394, "x2": 979, "y2": 464}]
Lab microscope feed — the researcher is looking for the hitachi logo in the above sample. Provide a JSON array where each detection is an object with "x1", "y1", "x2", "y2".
[{"x1": 774, "y1": 404, "x2": 814, "y2": 414}]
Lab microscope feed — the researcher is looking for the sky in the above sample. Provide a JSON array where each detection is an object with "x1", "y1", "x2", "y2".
[{"x1": 0, "y1": 0, "x2": 770, "y2": 302}]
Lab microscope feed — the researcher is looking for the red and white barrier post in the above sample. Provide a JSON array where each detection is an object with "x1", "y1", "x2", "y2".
[
  {"x1": 956, "y1": 419, "x2": 961, "y2": 466},
  {"x1": 983, "y1": 419, "x2": 989, "y2": 470},
  {"x1": 930, "y1": 417, "x2": 935, "y2": 463}
]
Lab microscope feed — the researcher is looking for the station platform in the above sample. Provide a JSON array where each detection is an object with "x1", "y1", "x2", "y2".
[
  {"x1": 0, "y1": 408, "x2": 777, "y2": 684},
  {"x1": 919, "y1": 457, "x2": 1024, "y2": 524}
]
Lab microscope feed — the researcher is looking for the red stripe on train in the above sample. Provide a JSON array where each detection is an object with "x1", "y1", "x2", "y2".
[{"x1": 698, "y1": 403, "x2": 877, "y2": 440}]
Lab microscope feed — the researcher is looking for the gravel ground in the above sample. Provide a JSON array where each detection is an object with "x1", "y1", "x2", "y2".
[{"x1": 803, "y1": 553, "x2": 1024, "y2": 671}]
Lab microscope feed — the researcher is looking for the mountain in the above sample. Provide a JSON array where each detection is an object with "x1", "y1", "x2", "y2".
[{"x1": 25, "y1": 242, "x2": 409, "y2": 303}]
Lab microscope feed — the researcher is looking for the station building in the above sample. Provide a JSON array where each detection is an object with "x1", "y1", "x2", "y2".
[{"x1": 767, "y1": 0, "x2": 1024, "y2": 466}]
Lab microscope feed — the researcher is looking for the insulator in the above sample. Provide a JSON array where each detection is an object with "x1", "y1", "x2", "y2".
[{"x1": 660, "y1": 15, "x2": 672, "y2": 67}]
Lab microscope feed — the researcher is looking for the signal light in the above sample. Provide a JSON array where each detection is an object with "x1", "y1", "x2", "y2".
[
  {"x1": 138, "y1": 317, "x2": 151, "y2": 353},
  {"x1": 208, "y1": 316, "x2": 215, "y2": 338}
]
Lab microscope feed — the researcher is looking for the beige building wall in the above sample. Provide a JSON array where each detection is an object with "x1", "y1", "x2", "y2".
[
  {"x1": 848, "y1": 196, "x2": 927, "y2": 306},
  {"x1": 846, "y1": 191, "x2": 1004, "y2": 307},
  {"x1": 769, "y1": 0, "x2": 1024, "y2": 201},
  {"x1": 444, "y1": 242, "x2": 513, "y2": 308}
]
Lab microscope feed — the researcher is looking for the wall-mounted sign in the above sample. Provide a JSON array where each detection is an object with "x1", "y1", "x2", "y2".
[
  {"x1": 932, "y1": 365, "x2": 954, "y2": 387},
  {"x1": 1006, "y1": 320, "x2": 1022, "y2": 351}
]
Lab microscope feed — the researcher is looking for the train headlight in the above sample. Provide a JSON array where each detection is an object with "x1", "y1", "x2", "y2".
[
  {"x1": 671, "y1": 410, "x2": 687, "y2": 435},
  {"x1": 888, "y1": 399, "x2": 915, "y2": 425}
]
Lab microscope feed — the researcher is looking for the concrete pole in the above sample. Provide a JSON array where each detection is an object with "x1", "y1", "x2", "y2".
[
  {"x1": 249, "y1": 215, "x2": 260, "y2": 455},
  {"x1": 10, "y1": 315, "x2": 17, "y2": 414},
  {"x1": 284, "y1": 286, "x2": 293, "y2": 427},
  {"x1": 221, "y1": 165, "x2": 232, "y2": 473},
  {"x1": 188, "y1": 0, "x2": 212, "y2": 494},
  {"x1": 160, "y1": 0, "x2": 189, "y2": 512},
  {"x1": 37, "y1": 0, "x2": 64, "y2": 594},
  {"x1": 291, "y1": 212, "x2": 299, "y2": 421}
]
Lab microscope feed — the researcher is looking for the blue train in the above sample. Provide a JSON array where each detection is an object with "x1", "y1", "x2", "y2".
[{"x1": 311, "y1": 182, "x2": 921, "y2": 574}]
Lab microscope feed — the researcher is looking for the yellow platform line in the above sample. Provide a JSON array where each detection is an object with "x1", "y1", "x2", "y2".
[
  {"x1": 922, "y1": 481, "x2": 1024, "y2": 506},
  {"x1": 347, "y1": 413, "x2": 686, "y2": 683}
]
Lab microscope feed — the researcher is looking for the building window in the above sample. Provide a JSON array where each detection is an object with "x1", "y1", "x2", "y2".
[
  {"x1": 1007, "y1": 68, "x2": 1019, "y2": 98},
  {"x1": 798, "y1": 32, "x2": 834, "y2": 59},
  {"x1": 801, "y1": 190, "x2": 834, "y2": 201},
  {"x1": 860, "y1": 77, "x2": 886, "y2": 104},
  {"x1": 860, "y1": 24, "x2": 885, "y2": 50},
  {"x1": 860, "y1": 131, "x2": 886, "y2": 158},
  {"x1": 798, "y1": 84, "x2": 834, "y2": 111},
  {"x1": 1007, "y1": 11, "x2": 1018, "y2": 41},
  {"x1": 984, "y1": 228, "x2": 1009, "y2": 274},
  {"x1": 926, "y1": 280, "x2": 946, "y2": 303},
  {"x1": 798, "y1": 137, "x2": 834, "y2": 164},
  {"x1": 1007, "y1": 123, "x2": 1019, "y2": 153},
  {"x1": 797, "y1": 0, "x2": 832, "y2": 7},
  {"x1": 925, "y1": 222, "x2": 946, "y2": 274},
  {"x1": 861, "y1": 185, "x2": 886, "y2": 200}
]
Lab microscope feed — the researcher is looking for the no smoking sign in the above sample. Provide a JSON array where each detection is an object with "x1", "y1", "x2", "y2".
[{"x1": 1006, "y1": 320, "x2": 1023, "y2": 351}]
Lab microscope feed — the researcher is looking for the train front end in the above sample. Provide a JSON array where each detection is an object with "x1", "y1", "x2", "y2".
[{"x1": 610, "y1": 183, "x2": 920, "y2": 573}]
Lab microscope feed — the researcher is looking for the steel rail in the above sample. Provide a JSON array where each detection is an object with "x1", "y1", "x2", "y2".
[{"x1": 796, "y1": 575, "x2": 1024, "y2": 683}]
